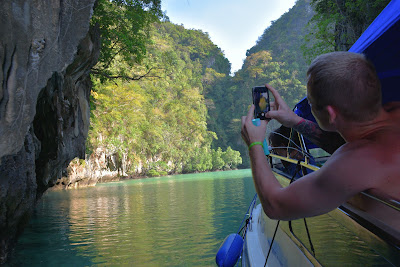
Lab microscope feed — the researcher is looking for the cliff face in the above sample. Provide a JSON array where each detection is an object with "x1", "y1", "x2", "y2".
[
  {"x1": 0, "y1": 0, "x2": 98, "y2": 263},
  {"x1": 56, "y1": 150, "x2": 128, "y2": 189}
]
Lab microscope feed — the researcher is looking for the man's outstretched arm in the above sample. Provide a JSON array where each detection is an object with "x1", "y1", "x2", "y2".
[{"x1": 242, "y1": 105, "x2": 371, "y2": 220}]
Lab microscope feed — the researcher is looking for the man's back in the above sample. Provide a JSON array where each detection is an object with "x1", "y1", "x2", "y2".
[
  {"x1": 341, "y1": 109, "x2": 400, "y2": 232},
  {"x1": 333, "y1": 107, "x2": 400, "y2": 202},
  {"x1": 366, "y1": 108, "x2": 400, "y2": 201}
]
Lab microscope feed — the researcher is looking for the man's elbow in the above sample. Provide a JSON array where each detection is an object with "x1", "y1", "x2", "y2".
[
  {"x1": 259, "y1": 199, "x2": 289, "y2": 220},
  {"x1": 259, "y1": 197, "x2": 297, "y2": 221},
  {"x1": 261, "y1": 205, "x2": 290, "y2": 220}
]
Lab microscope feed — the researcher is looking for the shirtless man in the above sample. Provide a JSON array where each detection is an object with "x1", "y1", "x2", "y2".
[{"x1": 241, "y1": 51, "x2": 400, "y2": 220}]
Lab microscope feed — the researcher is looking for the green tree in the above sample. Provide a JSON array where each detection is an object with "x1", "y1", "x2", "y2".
[
  {"x1": 91, "y1": 0, "x2": 163, "y2": 80},
  {"x1": 212, "y1": 148, "x2": 225, "y2": 171},
  {"x1": 222, "y1": 146, "x2": 242, "y2": 170},
  {"x1": 88, "y1": 21, "x2": 241, "y2": 176},
  {"x1": 303, "y1": 0, "x2": 390, "y2": 61}
]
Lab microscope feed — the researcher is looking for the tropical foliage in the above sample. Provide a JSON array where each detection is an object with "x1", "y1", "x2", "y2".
[
  {"x1": 88, "y1": 21, "x2": 240, "y2": 176},
  {"x1": 303, "y1": 0, "x2": 390, "y2": 61},
  {"x1": 86, "y1": 0, "x2": 390, "y2": 175},
  {"x1": 91, "y1": 0, "x2": 163, "y2": 80}
]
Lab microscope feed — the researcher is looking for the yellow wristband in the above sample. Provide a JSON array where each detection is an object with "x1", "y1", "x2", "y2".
[{"x1": 248, "y1": 142, "x2": 263, "y2": 150}]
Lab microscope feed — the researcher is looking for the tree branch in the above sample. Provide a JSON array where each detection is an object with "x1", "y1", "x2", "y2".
[{"x1": 91, "y1": 67, "x2": 163, "y2": 81}]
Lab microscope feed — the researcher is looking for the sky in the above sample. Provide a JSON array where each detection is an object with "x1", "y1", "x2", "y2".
[{"x1": 161, "y1": 0, "x2": 297, "y2": 74}]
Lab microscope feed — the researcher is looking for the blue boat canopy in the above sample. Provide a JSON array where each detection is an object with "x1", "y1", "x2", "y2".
[{"x1": 348, "y1": 0, "x2": 400, "y2": 104}]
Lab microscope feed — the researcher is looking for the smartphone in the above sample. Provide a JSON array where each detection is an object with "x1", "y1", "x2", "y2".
[{"x1": 252, "y1": 86, "x2": 270, "y2": 120}]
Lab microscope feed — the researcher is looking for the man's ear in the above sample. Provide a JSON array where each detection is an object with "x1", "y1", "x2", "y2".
[{"x1": 325, "y1": 105, "x2": 337, "y2": 124}]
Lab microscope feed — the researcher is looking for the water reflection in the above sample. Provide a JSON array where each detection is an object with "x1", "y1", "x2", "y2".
[{"x1": 11, "y1": 170, "x2": 256, "y2": 266}]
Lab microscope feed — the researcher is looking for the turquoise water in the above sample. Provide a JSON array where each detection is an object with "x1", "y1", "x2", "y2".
[{"x1": 9, "y1": 170, "x2": 256, "y2": 266}]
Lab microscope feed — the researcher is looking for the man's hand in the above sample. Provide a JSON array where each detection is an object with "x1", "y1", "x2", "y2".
[
  {"x1": 265, "y1": 84, "x2": 302, "y2": 127},
  {"x1": 241, "y1": 105, "x2": 268, "y2": 147}
]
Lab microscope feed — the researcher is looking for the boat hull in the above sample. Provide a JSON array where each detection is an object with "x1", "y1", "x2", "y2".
[{"x1": 242, "y1": 204, "x2": 314, "y2": 267}]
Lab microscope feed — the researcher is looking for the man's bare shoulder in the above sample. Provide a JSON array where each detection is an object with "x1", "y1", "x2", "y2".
[
  {"x1": 324, "y1": 130, "x2": 400, "y2": 201},
  {"x1": 327, "y1": 139, "x2": 376, "y2": 161},
  {"x1": 331, "y1": 135, "x2": 400, "y2": 169}
]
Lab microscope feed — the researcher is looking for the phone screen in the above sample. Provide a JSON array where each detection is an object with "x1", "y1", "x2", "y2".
[{"x1": 252, "y1": 86, "x2": 270, "y2": 120}]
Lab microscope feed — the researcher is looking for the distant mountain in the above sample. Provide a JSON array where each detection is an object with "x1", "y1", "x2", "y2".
[
  {"x1": 246, "y1": 0, "x2": 314, "y2": 83},
  {"x1": 203, "y1": 0, "x2": 315, "y2": 167}
]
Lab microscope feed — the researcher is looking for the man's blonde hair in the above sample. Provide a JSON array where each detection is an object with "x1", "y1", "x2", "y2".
[{"x1": 307, "y1": 52, "x2": 381, "y2": 122}]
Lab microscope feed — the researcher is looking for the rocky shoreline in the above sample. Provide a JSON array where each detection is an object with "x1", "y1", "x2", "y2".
[{"x1": 52, "y1": 174, "x2": 125, "y2": 190}]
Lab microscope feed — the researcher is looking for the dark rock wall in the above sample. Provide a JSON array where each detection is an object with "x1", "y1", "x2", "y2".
[
  {"x1": 0, "y1": 0, "x2": 98, "y2": 263},
  {"x1": 34, "y1": 27, "x2": 100, "y2": 195}
]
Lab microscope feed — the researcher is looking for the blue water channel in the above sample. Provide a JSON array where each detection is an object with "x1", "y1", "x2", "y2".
[{"x1": 8, "y1": 170, "x2": 256, "y2": 266}]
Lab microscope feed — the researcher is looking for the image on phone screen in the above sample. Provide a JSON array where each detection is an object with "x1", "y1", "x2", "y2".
[{"x1": 252, "y1": 86, "x2": 270, "y2": 120}]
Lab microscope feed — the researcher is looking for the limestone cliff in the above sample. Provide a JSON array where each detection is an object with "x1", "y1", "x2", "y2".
[
  {"x1": 0, "y1": 0, "x2": 98, "y2": 263},
  {"x1": 55, "y1": 150, "x2": 129, "y2": 189}
]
